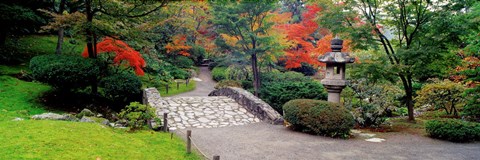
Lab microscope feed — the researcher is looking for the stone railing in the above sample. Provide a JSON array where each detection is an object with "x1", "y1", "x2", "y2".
[
  {"x1": 208, "y1": 87, "x2": 284, "y2": 125},
  {"x1": 143, "y1": 88, "x2": 162, "y2": 107}
]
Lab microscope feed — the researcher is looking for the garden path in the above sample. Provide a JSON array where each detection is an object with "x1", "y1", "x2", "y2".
[
  {"x1": 176, "y1": 122, "x2": 480, "y2": 160},
  {"x1": 173, "y1": 66, "x2": 216, "y2": 97}
]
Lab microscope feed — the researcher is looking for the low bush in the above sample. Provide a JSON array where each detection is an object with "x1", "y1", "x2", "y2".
[
  {"x1": 283, "y1": 99, "x2": 354, "y2": 138},
  {"x1": 259, "y1": 81, "x2": 327, "y2": 113},
  {"x1": 260, "y1": 71, "x2": 311, "y2": 83},
  {"x1": 215, "y1": 80, "x2": 242, "y2": 89},
  {"x1": 99, "y1": 72, "x2": 142, "y2": 103},
  {"x1": 212, "y1": 67, "x2": 228, "y2": 81},
  {"x1": 118, "y1": 102, "x2": 156, "y2": 131},
  {"x1": 425, "y1": 119, "x2": 480, "y2": 142},
  {"x1": 463, "y1": 86, "x2": 480, "y2": 122},
  {"x1": 167, "y1": 56, "x2": 194, "y2": 69},
  {"x1": 30, "y1": 54, "x2": 100, "y2": 90}
]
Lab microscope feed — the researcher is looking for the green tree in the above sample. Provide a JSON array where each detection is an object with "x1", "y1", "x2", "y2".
[
  {"x1": 415, "y1": 79, "x2": 465, "y2": 116},
  {"x1": 211, "y1": 0, "x2": 277, "y2": 96},
  {"x1": 318, "y1": 0, "x2": 469, "y2": 120}
]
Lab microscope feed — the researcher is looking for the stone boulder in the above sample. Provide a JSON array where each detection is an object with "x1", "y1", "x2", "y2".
[
  {"x1": 31, "y1": 113, "x2": 75, "y2": 121},
  {"x1": 80, "y1": 116, "x2": 96, "y2": 123},
  {"x1": 76, "y1": 108, "x2": 95, "y2": 118}
]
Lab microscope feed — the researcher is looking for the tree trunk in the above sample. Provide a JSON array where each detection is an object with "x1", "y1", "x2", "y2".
[
  {"x1": 55, "y1": 0, "x2": 66, "y2": 55},
  {"x1": 251, "y1": 53, "x2": 260, "y2": 97},
  {"x1": 399, "y1": 74, "x2": 415, "y2": 121},
  {"x1": 56, "y1": 28, "x2": 64, "y2": 54},
  {"x1": 85, "y1": 0, "x2": 97, "y2": 94}
]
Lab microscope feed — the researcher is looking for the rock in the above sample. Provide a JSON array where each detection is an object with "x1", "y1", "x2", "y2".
[
  {"x1": 12, "y1": 117, "x2": 24, "y2": 121},
  {"x1": 80, "y1": 116, "x2": 95, "y2": 123},
  {"x1": 365, "y1": 138, "x2": 386, "y2": 143},
  {"x1": 77, "y1": 108, "x2": 95, "y2": 118},
  {"x1": 101, "y1": 119, "x2": 110, "y2": 126},
  {"x1": 31, "y1": 113, "x2": 69, "y2": 120}
]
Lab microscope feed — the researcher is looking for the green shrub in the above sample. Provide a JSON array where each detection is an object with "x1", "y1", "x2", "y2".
[
  {"x1": 283, "y1": 99, "x2": 354, "y2": 138},
  {"x1": 118, "y1": 102, "x2": 156, "y2": 130},
  {"x1": 164, "y1": 65, "x2": 190, "y2": 79},
  {"x1": 30, "y1": 54, "x2": 100, "y2": 90},
  {"x1": 259, "y1": 81, "x2": 327, "y2": 113},
  {"x1": 425, "y1": 119, "x2": 480, "y2": 142},
  {"x1": 167, "y1": 56, "x2": 194, "y2": 69},
  {"x1": 415, "y1": 79, "x2": 465, "y2": 116},
  {"x1": 260, "y1": 71, "x2": 311, "y2": 83},
  {"x1": 463, "y1": 86, "x2": 480, "y2": 121},
  {"x1": 99, "y1": 72, "x2": 142, "y2": 102},
  {"x1": 212, "y1": 67, "x2": 228, "y2": 81},
  {"x1": 215, "y1": 80, "x2": 242, "y2": 89},
  {"x1": 189, "y1": 45, "x2": 206, "y2": 65}
]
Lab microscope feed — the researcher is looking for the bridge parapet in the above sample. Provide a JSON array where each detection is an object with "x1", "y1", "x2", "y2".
[{"x1": 209, "y1": 87, "x2": 284, "y2": 125}]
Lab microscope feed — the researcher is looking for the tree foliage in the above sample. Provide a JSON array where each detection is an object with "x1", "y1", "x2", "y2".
[
  {"x1": 81, "y1": 37, "x2": 146, "y2": 76},
  {"x1": 415, "y1": 79, "x2": 465, "y2": 116}
]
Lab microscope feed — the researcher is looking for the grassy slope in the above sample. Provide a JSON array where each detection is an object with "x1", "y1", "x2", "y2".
[
  {"x1": 0, "y1": 75, "x2": 51, "y2": 121},
  {"x1": 14, "y1": 35, "x2": 85, "y2": 56},
  {"x1": 0, "y1": 120, "x2": 200, "y2": 160}
]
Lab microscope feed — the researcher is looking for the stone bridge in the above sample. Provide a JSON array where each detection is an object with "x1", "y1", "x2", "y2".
[{"x1": 143, "y1": 87, "x2": 283, "y2": 131}]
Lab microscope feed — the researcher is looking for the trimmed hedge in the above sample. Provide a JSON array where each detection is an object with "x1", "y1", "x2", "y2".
[
  {"x1": 99, "y1": 72, "x2": 142, "y2": 102},
  {"x1": 214, "y1": 80, "x2": 242, "y2": 89},
  {"x1": 283, "y1": 99, "x2": 354, "y2": 138},
  {"x1": 425, "y1": 119, "x2": 480, "y2": 142},
  {"x1": 30, "y1": 54, "x2": 100, "y2": 90},
  {"x1": 212, "y1": 67, "x2": 228, "y2": 82},
  {"x1": 259, "y1": 81, "x2": 327, "y2": 113}
]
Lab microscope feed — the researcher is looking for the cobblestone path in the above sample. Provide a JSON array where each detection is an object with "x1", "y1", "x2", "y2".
[{"x1": 154, "y1": 96, "x2": 260, "y2": 130}]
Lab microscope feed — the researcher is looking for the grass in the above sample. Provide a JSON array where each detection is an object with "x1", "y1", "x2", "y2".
[
  {"x1": 0, "y1": 65, "x2": 201, "y2": 159},
  {"x1": 12, "y1": 35, "x2": 85, "y2": 56},
  {"x1": 141, "y1": 74, "x2": 197, "y2": 97},
  {"x1": 0, "y1": 65, "x2": 51, "y2": 121},
  {"x1": 0, "y1": 120, "x2": 200, "y2": 160}
]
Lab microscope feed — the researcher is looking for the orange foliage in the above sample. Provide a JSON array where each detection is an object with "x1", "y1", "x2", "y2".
[
  {"x1": 165, "y1": 35, "x2": 192, "y2": 56},
  {"x1": 82, "y1": 37, "x2": 146, "y2": 76},
  {"x1": 277, "y1": 5, "x2": 351, "y2": 69},
  {"x1": 451, "y1": 55, "x2": 480, "y2": 87}
]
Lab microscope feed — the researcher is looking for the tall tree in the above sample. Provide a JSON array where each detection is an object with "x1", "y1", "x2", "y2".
[
  {"x1": 319, "y1": 0, "x2": 466, "y2": 121},
  {"x1": 212, "y1": 0, "x2": 277, "y2": 96}
]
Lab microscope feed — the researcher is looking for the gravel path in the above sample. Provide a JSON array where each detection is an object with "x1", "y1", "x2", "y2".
[
  {"x1": 178, "y1": 122, "x2": 480, "y2": 160},
  {"x1": 173, "y1": 67, "x2": 216, "y2": 97}
]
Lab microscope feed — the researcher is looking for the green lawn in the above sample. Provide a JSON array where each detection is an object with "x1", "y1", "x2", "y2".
[
  {"x1": 13, "y1": 35, "x2": 85, "y2": 56},
  {"x1": 0, "y1": 65, "x2": 201, "y2": 159},
  {"x1": 0, "y1": 75, "x2": 51, "y2": 121},
  {"x1": 0, "y1": 120, "x2": 200, "y2": 160},
  {"x1": 141, "y1": 74, "x2": 197, "y2": 97}
]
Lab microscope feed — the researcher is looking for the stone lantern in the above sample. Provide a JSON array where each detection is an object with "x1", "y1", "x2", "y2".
[{"x1": 318, "y1": 38, "x2": 354, "y2": 103}]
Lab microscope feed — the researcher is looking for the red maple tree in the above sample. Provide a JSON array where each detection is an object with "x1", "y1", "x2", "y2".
[
  {"x1": 82, "y1": 37, "x2": 146, "y2": 75},
  {"x1": 277, "y1": 5, "x2": 350, "y2": 69}
]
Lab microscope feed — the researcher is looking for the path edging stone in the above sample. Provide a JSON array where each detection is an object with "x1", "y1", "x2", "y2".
[{"x1": 208, "y1": 87, "x2": 284, "y2": 125}]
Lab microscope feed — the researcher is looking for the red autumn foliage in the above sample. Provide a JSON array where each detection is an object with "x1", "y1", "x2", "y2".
[
  {"x1": 82, "y1": 37, "x2": 146, "y2": 76},
  {"x1": 278, "y1": 5, "x2": 351, "y2": 69}
]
